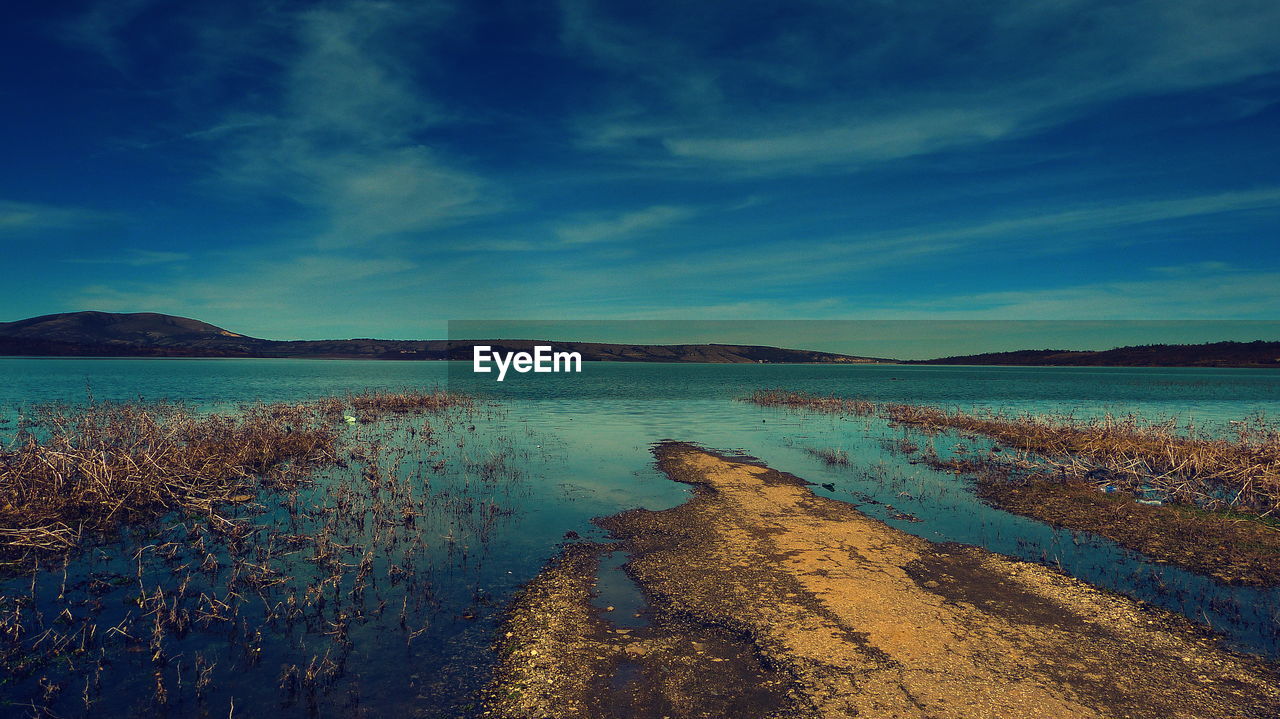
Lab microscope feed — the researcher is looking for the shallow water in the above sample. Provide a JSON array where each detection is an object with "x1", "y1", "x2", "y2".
[
  {"x1": 2, "y1": 358, "x2": 1279, "y2": 716},
  {"x1": 593, "y1": 551, "x2": 650, "y2": 629}
]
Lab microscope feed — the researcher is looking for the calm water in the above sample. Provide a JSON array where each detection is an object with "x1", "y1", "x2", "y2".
[
  {"x1": 2, "y1": 358, "x2": 1279, "y2": 716},
  {"x1": 5, "y1": 357, "x2": 1277, "y2": 416}
]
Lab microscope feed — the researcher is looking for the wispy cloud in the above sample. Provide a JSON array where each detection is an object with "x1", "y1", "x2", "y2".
[
  {"x1": 207, "y1": 2, "x2": 491, "y2": 247},
  {"x1": 554, "y1": 205, "x2": 696, "y2": 245},
  {"x1": 1149, "y1": 260, "x2": 1236, "y2": 276},
  {"x1": 65, "y1": 249, "x2": 190, "y2": 266},
  {"x1": 63, "y1": 0, "x2": 158, "y2": 73},
  {"x1": 561, "y1": 0, "x2": 1280, "y2": 172},
  {"x1": 890, "y1": 270, "x2": 1280, "y2": 320},
  {"x1": 865, "y1": 187, "x2": 1280, "y2": 254},
  {"x1": 622, "y1": 187, "x2": 1280, "y2": 289},
  {"x1": 0, "y1": 200, "x2": 115, "y2": 234},
  {"x1": 662, "y1": 109, "x2": 1016, "y2": 167},
  {"x1": 72, "y1": 0, "x2": 492, "y2": 250},
  {"x1": 73, "y1": 252, "x2": 420, "y2": 336}
]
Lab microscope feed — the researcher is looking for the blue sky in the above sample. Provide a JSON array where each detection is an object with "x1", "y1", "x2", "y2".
[{"x1": 2, "y1": 0, "x2": 1278, "y2": 348}]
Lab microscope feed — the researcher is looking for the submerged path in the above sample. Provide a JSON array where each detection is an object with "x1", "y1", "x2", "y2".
[{"x1": 487, "y1": 442, "x2": 1280, "y2": 718}]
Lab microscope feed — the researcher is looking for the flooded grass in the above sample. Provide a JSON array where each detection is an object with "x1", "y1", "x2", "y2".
[
  {"x1": 748, "y1": 389, "x2": 1280, "y2": 515},
  {"x1": 0, "y1": 389, "x2": 526, "y2": 718},
  {"x1": 803, "y1": 446, "x2": 850, "y2": 465},
  {"x1": 749, "y1": 389, "x2": 1280, "y2": 586},
  {"x1": 0, "y1": 390, "x2": 470, "y2": 573},
  {"x1": 918, "y1": 453, "x2": 1280, "y2": 585}
]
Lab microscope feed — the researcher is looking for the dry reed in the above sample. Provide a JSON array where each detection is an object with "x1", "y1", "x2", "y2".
[
  {"x1": 748, "y1": 389, "x2": 1280, "y2": 515},
  {"x1": 805, "y1": 447, "x2": 851, "y2": 465},
  {"x1": 0, "y1": 390, "x2": 471, "y2": 569}
]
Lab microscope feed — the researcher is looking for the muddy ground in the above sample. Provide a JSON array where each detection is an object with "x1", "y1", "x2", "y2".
[{"x1": 485, "y1": 442, "x2": 1280, "y2": 718}]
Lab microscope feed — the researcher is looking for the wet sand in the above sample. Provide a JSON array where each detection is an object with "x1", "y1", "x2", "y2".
[{"x1": 486, "y1": 442, "x2": 1280, "y2": 718}]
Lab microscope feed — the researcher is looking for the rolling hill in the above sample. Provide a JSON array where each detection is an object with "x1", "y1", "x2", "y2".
[
  {"x1": 0, "y1": 312, "x2": 887, "y2": 363},
  {"x1": 3, "y1": 312, "x2": 1277, "y2": 367}
]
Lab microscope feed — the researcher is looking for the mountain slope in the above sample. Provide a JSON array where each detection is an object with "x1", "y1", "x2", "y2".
[{"x1": 0, "y1": 312, "x2": 265, "y2": 356}]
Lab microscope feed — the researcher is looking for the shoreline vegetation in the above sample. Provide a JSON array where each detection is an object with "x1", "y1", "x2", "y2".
[
  {"x1": 487, "y1": 442, "x2": 1280, "y2": 718},
  {"x1": 0, "y1": 390, "x2": 472, "y2": 573},
  {"x1": 747, "y1": 389, "x2": 1280, "y2": 585},
  {"x1": 1, "y1": 388, "x2": 518, "y2": 716}
]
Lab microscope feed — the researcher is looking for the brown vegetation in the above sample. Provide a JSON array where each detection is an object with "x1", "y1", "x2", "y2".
[
  {"x1": 805, "y1": 446, "x2": 851, "y2": 465},
  {"x1": 0, "y1": 388, "x2": 514, "y2": 716},
  {"x1": 977, "y1": 473, "x2": 1280, "y2": 585},
  {"x1": 0, "y1": 390, "x2": 470, "y2": 571},
  {"x1": 748, "y1": 389, "x2": 1280, "y2": 516}
]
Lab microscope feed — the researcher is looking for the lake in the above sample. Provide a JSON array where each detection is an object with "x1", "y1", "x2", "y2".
[{"x1": 2, "y1": 358, "x2": 1279, "y2": 717}]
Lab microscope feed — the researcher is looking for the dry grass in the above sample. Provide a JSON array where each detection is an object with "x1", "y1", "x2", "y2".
[
  {"x1": 805, "y1": 447, "x2": 851, "y2": 465},
  {"x1": 748, "y1": 389, "x2": 1280, "y2": 515},
  {"x1": 0, "y1": 387, "x2": 517, "y2": 714},
  {"x1": 749, "y1": 389, "x2": 877, "y2": 417},
  {"x1": 0, "y1": 389, "x2": 471, "y2": 569},
  {"x1": 347, "y1": 389, "x2": 474, "y2": 418}
]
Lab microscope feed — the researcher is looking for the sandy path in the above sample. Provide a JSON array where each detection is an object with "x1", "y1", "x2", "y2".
[{"x1": 489, "y1": 442, "x2": 1280, "y2": 718}]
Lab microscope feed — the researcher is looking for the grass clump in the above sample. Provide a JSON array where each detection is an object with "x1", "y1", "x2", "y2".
[
  {"x1": 0, "y1": 389, "x2": 471, "y2": 570},
  {"x1": 747, "y1": 389, "x2": 1280, "y2": 516},
  {"x1": 750, "y1": 389, "x2": 1280, "y2": 584},
  {"x1": 347, "y1": 389, "x2": 474, "y2": 419},
  {"x1": 805, "y1": 447, "x2": 851, "y2": 465}
]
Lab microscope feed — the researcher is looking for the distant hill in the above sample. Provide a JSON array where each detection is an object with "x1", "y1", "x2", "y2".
[
  {"x1": 909, "y1": 341, "x2": 1280, "y2": 368},
  {"x1": 4, "y1": 312, "x2": 1277, "y2": 367},
  {"x1": 0, "y1": 312, "x2": 887, "y2": 364},
  {"x1": 0, "y1": 311, "x2": 261, "y2": 357}
]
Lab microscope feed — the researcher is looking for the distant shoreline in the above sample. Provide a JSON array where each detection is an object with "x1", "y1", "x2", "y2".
[
  {"x1": 2, "y1": 312, "x2": 1278, "y2": 367},
  {"x1": 6, "y1": 355, "x2": 1280, "y2": 370}
]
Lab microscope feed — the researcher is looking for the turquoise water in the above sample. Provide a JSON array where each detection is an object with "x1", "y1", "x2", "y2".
[
  {"x1": 3, "y1": 358, "x2": 1279, "y2": 420},
  {"x1": 2, "y1": 358, "x2": 1279, "y2": 716}
]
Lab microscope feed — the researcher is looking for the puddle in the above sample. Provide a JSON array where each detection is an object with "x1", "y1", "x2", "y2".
[
  {"x1": 608, "y1": 659, "x2": 644, "y2": 695},
  {"x1": 593, "y1": 549, "x2": 651, "y2": 628}
]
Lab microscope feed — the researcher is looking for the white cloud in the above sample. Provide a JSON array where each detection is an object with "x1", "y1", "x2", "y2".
[
  {"x1": 891, "y1": 270, "x2": 1280, "y2": 319},
  {"x1": 562, "y1": 0, "x2": 1280, "y2": 172},
  {"x1": 555, "y1": 205, "x2": 696, "y2": 245},
  {"x1": 877, "y1": 187, "x2": 1280, "y2": 251},
  {"x1": 622, "y1": 187, "x2": 1280, "y2": 288},
  {"x1": 65, "y1": 249, "x2": 190, "y2": 266},
  {"x1": 63, "y1": 0, "x2": 158, "y2": 73},
  {"x1": 71, "y1": 0, "x2": 490, "y2": 249},
  {"x1": 1149, "y1": 261, "x2": 1236, "y2": 276},
  {"x1": 205, "y1": 2, "x2": 490, "y2": 247},
  {"x1": 73, "y1": 251, "x2": 420, "y2": 335},
  {"x1": 662, "y1": 110, "x2": 1014, "y2": 166},
  {"x1": 0, "y1": 200, "x2": 115, "y2": 234}
]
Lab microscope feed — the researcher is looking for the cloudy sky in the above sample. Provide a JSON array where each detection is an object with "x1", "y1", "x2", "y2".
[{"x1": 2, "y1": 0, "x2": 1278, "y2": 343}]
